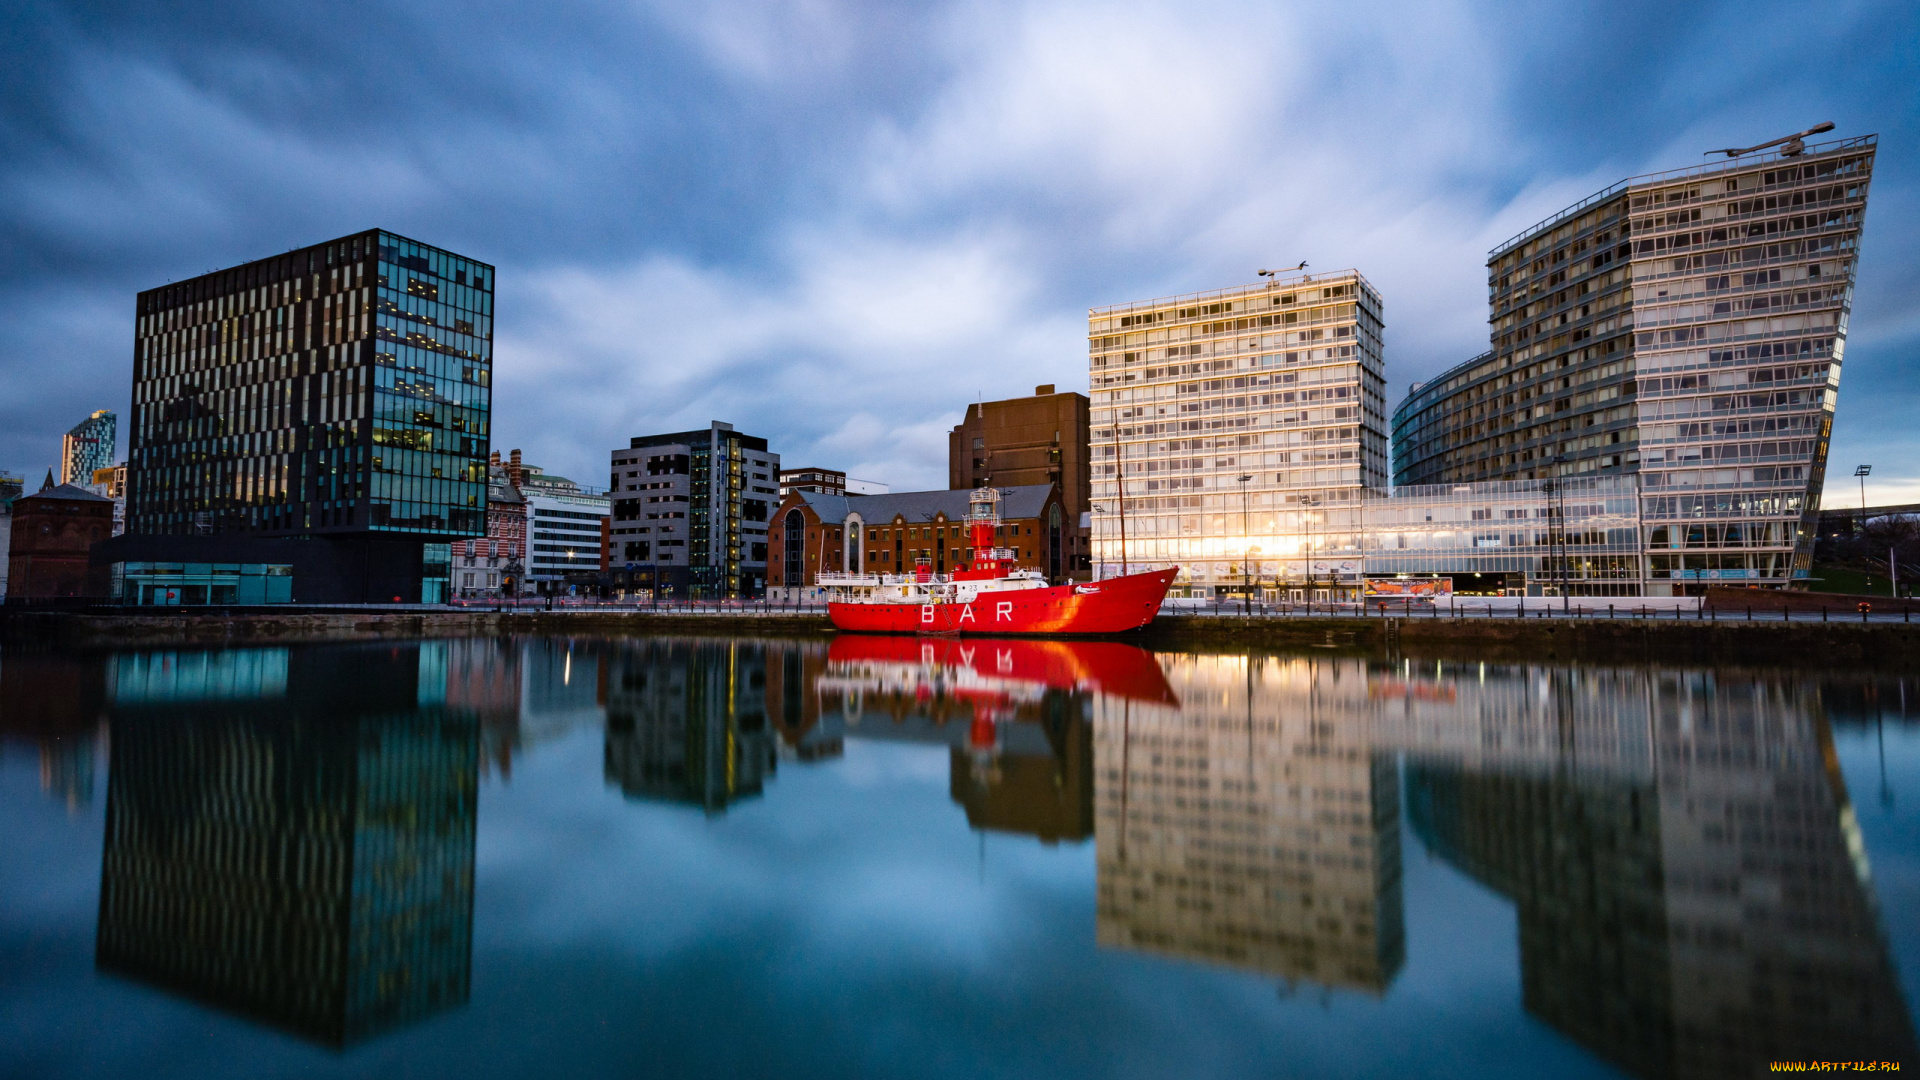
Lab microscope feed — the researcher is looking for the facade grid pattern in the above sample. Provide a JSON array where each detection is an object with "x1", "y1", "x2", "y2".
[
  {"x1": 1089, "y1": 270, "x2": 1388, "y2": 595},
  {"x1": 128, "y1": 230, "x2": 492, "y2": 541},
  {"x1": 1391, "y1": 136, "x2": 1875, "y2": 593},
  {"x1": 612, "y1": 422, "x2": 779, "y2": 599},
  {"x1": 61, "y1": 410, "x2": 117, "y2": 486}
]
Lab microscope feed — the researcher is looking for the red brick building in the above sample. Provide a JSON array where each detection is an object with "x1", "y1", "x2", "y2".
[
  {"x1": 767, "y1": 484, "x2": 1065, "y2": 601},
  {"x1": 6, "y1": 476, "x2": 114, "y2": 599},
  {"x1": 949, "y1": 385, "x2": 1091, "y2": 575},
  {"x1": 453, "y1": 455, "x2": 528, "y2": 599}
]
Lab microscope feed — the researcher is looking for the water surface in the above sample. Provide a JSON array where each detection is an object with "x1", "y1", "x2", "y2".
[{"x1": 1, "y1": 635, "x2": 1915, "y2": 1078}]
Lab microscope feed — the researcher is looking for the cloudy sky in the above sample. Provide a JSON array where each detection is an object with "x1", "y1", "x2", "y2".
[{"x1": 3, "y1": 0, "x2": 1916, "y2": 499}]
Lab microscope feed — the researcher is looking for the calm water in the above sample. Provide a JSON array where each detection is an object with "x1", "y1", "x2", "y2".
[{"x1": 1, "y1": 635, "x2": 1915, "y2": 1079}]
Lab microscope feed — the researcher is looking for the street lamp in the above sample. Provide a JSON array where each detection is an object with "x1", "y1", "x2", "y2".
[
  {"x1": 1246, "y1": 545, "x2": 1261, "y2": 615},
  {"x1": 1091, "y1": 504, "x2": 1108, "y2": 580},
  {"x1": 1108, "y1": 423, "x2": 1130, "y2": 577},
  {"x1": 1238, "y1": 474, "x2": 1253, "y2": 613},
  {"x1": 1547, "y1": 455, "x2": 1568, "y2": 611},
  {"x1": 1855, "y1": 465, "x2": 1872, "y2": 535},
  {"x1": 1299, "y1": 496, "x2": 1320, "y2": 600}
]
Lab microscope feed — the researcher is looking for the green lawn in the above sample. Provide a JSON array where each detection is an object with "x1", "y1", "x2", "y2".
[{"x1": 1807, "y1": 564, "x2": 1901, "y2": 596}]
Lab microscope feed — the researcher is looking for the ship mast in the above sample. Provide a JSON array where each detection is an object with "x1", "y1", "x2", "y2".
[{"x1": 1111, "y1": 422, "x2": 1129, "y2": 576}]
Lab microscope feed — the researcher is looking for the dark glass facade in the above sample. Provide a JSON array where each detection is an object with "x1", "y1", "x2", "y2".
[
  {"x1": 96, "y1": 645, "x2": 478, "y2": 1046},
  {"x1": 129, "y1": 229, "x2": 491, "y2": 542}
]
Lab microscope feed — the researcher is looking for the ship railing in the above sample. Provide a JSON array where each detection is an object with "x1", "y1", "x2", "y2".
[{"x1": 817, "y1": 573, "x2": 882, "y2": 586}]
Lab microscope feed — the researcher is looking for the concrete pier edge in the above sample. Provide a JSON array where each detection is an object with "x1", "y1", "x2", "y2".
[{"x1": 3, "y1": 608, "x2": 1916, "y2": 667}]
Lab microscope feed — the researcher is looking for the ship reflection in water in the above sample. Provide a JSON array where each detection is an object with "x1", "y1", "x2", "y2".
[
  {"x1": 94, "y1": 644, "x2": 480, "y2": 1048},
  {"x1": 816, "y1": 637, "x2": 1177, "y2": 843},
  {"x1": 799, "y1": 639, "x2": 1917, "y2": 1075}
]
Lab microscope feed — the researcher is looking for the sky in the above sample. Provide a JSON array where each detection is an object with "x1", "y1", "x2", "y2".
[{"x1": 2, "y1": 0, "x2": 1917, "y2": 501}]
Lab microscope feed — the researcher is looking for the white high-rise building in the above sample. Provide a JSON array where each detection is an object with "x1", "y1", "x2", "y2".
[{"x1": 1088, "y1": 270, "x2": 1388, "y2": 597}]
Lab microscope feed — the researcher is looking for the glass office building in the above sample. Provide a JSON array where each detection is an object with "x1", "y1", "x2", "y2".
[
  {"x1": 61, "y1": 410, "x2": 117, "y2": 486},
  {"x1": 1088, "y1": 270, "x2": 1389, "y2": 596},
  {"x1": 129, "y1": 230, "x2": 491, "y2": 542},
  {"x1": 1363, "y1": 477, "x2": 1644, "y2": 595},
  {"x1": 1393, "y1": 135, "x2": 1876, "y2": 593}
]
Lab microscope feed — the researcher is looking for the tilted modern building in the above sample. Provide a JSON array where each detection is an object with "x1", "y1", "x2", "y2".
[
  {"x1": 610, "y1": 422, "x2": 779, "y2": 599},
  {"x1": 61, "y1": 410, "x2": 117, "y2": 486},
  {"x1": 1393, "y1": 134, "x2": 1876, "y2": 594},
  {"x1": 110, "y1": 229, "x2": 492, "y2": 601},
  {"x1": 1088, "y1": 269, "x2": 1388, "y2": 597}
]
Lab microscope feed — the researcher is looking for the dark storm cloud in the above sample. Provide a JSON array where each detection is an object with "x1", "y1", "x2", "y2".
[{"x1": 1, "y1": 0, "x2": 1915, "y2": 495}]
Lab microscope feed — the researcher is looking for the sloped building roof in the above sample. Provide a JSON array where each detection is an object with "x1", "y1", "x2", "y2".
[{"x1": 19, "y1": 482, "x2": 112, "y2": 504}]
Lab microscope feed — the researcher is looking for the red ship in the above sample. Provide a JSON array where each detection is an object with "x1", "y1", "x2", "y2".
[{"x1": 822, "y1": 487, "x2": 1177, "y2": 636}]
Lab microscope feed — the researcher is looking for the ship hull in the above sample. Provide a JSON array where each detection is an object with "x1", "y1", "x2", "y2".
[{"x1": 828, "y1": 568, "x2": 1178, "y2": 636}]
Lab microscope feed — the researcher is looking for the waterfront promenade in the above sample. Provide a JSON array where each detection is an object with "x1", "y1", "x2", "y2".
[{"x1": 4, "y1": 595, "x2": 1917, "y2": 666}]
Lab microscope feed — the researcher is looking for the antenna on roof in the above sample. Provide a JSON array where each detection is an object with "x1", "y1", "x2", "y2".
[
  {"x1": 1707, "y1": 121, "x2": 1835, "y2": 158},
  {"x1": 1257, "y1": 262, "x2": 1308, "y2": 282}
]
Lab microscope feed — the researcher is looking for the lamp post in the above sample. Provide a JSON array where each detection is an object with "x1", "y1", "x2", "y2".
[
  {"x1": 1300, "y1": 496, "x2": 1320, "y2": 600},
  {"x1": 1238, "y1": 474, "x2": 1253, "y2": 613},
  {"x1": 1246, "y1": 546, "x2": 1261, "y2": 615},
  {"x1": 1091, "y1": 504, "x2": 1107, "y2": 581},
  {"x1": 1536, "y1": 451, "x2": 1566, "y2": 607},
  {"x1": 1550, "y1": 455, "x2": 1569, "y2": 612},
  {"x1": 1855, "y1": 465, "x2": 1872, "y2": 535}
]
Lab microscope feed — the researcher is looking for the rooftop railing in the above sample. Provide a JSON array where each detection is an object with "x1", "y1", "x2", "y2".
[
  {"x1": 1487, "y1": 134, "x2": 1876, "y2": 260},
  {"x1": 1089, "y1": 268, "x2": 1374, "y2": 318}
]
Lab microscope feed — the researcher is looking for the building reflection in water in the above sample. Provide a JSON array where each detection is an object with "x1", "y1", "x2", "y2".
[
  {"x1": 603, "y1": 638, "x2": 776, "y2": 813},
  {"x1": 815, "y1": 638, "x2": 1179, "y2": 844},
  {"x1": 95, "y1": 644, "x2": 479, "y2": 1048},
  {"x1": 0, "y1": 649, "x2": 109, "y2": 810},
  {"x1": 445, "y1": 638, "x2": 527, "y2": 780},
  {"x1": 1396, "y1": 665, "x2": 1918, "y2": 1077},
  {"x1": 15, "y1": 632, "x2": 1901, "y2": 1071},
  {"x1": 1095, "y1": 655, "x2": 1406, "y2": 994},
  {"x1": 819, "y1": 638, "x2": 1915, "y2": 1068},
  {"x1": 804, "y1": 639, "x2": 1409, "y2": 992},
  {"x1": 765, "y1": 640, "x2": 842, "y2": 764}
]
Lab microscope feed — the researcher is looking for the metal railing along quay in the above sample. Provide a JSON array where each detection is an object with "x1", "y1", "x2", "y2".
[
  {"x1": 446, "y1": 598, "x2": 830, "y2": 616},
  {"x1": 4, "y1": 596, "x2": 1911, "y2": 624},
  {"x1": 1162, "y1": 598, "x2": 1917, "y2": 624}
]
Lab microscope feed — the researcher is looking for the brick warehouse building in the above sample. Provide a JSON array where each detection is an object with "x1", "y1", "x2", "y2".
[
  {"x1": 5, "y1": 477, "x2": 115, "y2": 600},
  {"x1": 949, "y1": 385, "x2": 1091, "y2": 576},
  {"x1": 767, "y1": 485, "x2": 1064, "y2": 602}
]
